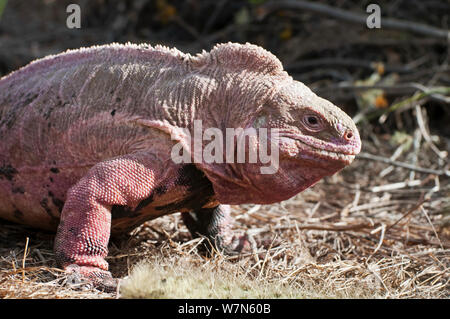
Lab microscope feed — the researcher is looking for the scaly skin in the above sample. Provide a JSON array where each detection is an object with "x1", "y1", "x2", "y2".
[{"x1": 0, "y1": 43, "x2": 361, "y2": 291}]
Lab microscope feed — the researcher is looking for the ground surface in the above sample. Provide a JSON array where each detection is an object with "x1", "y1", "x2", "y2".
[
  {"x1": 0, "y1": 0, "x2": 448, "y2": 298},
  {"x1": 1, "y1": 143, "x2": 448, "y2": 298}
]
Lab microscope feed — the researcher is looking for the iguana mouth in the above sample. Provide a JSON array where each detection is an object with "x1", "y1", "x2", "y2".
[{"x1": 280, "y1": 135, "x2": 357, "y2": 164}]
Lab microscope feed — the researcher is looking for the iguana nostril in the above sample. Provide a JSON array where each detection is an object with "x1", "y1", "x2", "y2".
[{"x1": 344, "y1": 131, "x2": 353, "y2": 141}]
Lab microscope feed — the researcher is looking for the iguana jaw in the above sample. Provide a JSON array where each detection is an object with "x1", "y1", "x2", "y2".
[{"x1": 279, "y1": 134, "x2": 360, "y2": 165}]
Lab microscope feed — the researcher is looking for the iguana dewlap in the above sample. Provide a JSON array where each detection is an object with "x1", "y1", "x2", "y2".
[{"x1": 0, "y1": 42, "x2": 361, "y2": 291}]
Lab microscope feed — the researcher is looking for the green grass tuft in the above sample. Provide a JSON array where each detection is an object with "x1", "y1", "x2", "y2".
[
  {"x1": 120, "y1": 260, "x2": 301, "y2": 299},
  {"x1": 119, "y1": 257, "x2": 380, "y2": 299}
]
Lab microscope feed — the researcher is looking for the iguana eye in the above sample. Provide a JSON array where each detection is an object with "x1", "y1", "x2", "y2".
[{"x1": 302, "y1": 114, "x2": 323, "y2": 132}]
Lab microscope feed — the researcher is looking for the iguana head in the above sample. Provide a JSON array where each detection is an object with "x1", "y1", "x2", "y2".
[
  {"x1": 257, "y1": 78, "x2": 361, "y2": 167},
  {"x1": 192, "y1": 43, "x2": 361, "y2": 204},
  {"x1": 247, "y1": 79, "x2": 361, "y2": 202}
]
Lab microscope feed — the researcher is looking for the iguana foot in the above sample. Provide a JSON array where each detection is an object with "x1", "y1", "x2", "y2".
[
  {"x1": 182, "y1": 205, "x2": 253, "y2": 256},
  {"x1": 221, "y1": 233, "x2": 282, "y2": 257},
  {"x1": 65, "y1": 264, "x2": 119, "y2": 293},
  {"x1": 219, "y1": 234, "x2": 251, "y2": 256}
]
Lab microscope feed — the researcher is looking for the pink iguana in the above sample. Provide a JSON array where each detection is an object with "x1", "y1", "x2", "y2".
[{"x1": 0, "y1": 42, "x2": 361, "y2": 291}]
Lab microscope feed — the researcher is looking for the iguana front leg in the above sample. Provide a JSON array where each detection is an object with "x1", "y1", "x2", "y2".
[
  {"x1": 182, "y1": 205, "x2": 249, "y2": 255},
  {"x1": 54, "y1": 153, "x2": 164, "y2": 292}
]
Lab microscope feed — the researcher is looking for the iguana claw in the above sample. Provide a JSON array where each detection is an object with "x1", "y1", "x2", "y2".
[{"x1": 65, "y1": 264, "x2": 119, "y2": 293}]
